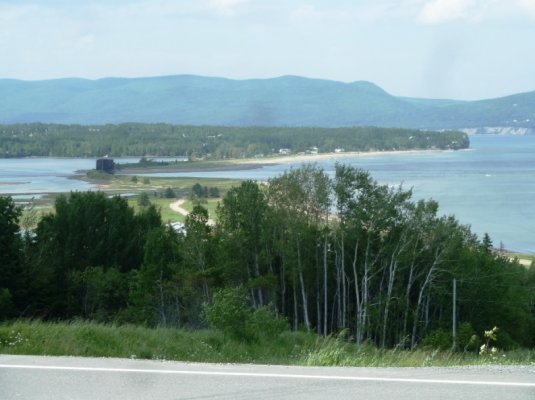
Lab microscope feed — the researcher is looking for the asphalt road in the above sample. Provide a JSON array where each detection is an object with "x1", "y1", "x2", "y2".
[{"x1": 1, "y1": 355, "x2": 534, "y2": 400}]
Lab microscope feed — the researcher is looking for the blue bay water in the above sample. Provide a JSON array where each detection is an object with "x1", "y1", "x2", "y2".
[{"x1": 0, "y1": 136, "x2": 534, "y2": 253}]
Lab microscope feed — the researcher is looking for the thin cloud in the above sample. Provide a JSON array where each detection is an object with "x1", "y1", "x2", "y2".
[
  {"x1": 516, "y1": 0, "x2": 535, "y2": 14},
  {"x1": 418, "y1": 0, "x2": 476, "y2": 24},
  {"x1": 207, "y1": 0, "x2": 250, "y2": 16},
  {"x1": 417, "y1": 0, "x2": 535, "y2": 24},
  {"x1": 0, "y1": 3, "x2": 42, "y2": 21},
  {"x1": 290, "y1": 3, "x2": 399, "y2": 23}
]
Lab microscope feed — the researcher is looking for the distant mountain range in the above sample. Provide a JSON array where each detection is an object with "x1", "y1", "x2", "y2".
[{"x1": 1, "y1": 75, "x2": 534, "y2": 132}]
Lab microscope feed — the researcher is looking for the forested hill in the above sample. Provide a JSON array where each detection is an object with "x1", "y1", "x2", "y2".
[{"x1": 1, "y1": 75, "x2": 534, "y2": 131}]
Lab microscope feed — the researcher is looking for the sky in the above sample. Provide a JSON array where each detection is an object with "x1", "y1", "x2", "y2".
[{"x1": 1, "y1": 0, "x2": 535, "y2": 100}]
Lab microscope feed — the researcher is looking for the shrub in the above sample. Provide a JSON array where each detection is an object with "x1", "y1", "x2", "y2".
[
  {"x1": 203, "y1": 287, "x2": 249, "y2": 339},
  {"x1": 164, "y1": 187, "x2": 176, "y2": 198},
  {"x1": 137, "y1": 192, "x2": 151, "y2": 207},
  {"x1": 457, "y1": 322, "x2": 480, "y2": 352},
  {"x1": 203, "y1": 288, "x2": 289, "y2": 341},
  {"x1": 246, "y1": 305, "x2": 289, "y2": 341},
  {"x1": 422, "y1": 328, "x2": 452, "y2": 350}
]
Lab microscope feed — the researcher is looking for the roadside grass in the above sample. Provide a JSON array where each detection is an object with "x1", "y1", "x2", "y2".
[
  {"x1": 1, "y1": 321, "x2": 534, "y2": 367},
  {"x1": 0, "y1": 320, "x2": 314, "y2": 364}
]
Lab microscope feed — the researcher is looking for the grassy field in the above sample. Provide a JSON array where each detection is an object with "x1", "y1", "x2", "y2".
[
  {"x1": 504, "y1": 251, "x2": 534, "y2": 267},
  {"x1": 95, "y1": 175, "x2": 241, "y2": 197},
  {"x1": 94, "y1": 175, "x2": 235, "y2": 223},
  {"x1": 1, "y1": 320, "x2": 533, "y2": 367},
  {"x1": 15, "y1": 175, "x2": 242, "y2": 226}
]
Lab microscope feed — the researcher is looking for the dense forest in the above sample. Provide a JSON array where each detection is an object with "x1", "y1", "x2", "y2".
[
  {"x1": 1, "y1": 164, "x2": 533, "y2": 349},
  {"x1": 0, "y1": 123, "x2": 469, "y2": 159}
]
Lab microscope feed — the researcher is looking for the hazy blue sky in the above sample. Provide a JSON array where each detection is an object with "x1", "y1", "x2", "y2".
[{"x1": 1, "y1": 0, "x2": 534, "y2": 99}]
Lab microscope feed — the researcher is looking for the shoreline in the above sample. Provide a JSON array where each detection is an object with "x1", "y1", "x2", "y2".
[
  {"x1": 236, "y1": 148, "x2": 452, "y2": 165},
  {"x1": 109, "y1": 148, "x2": 456, "y2": 174},
  {"x1": 111, "y1": 163, "x2": 263, "y2": 174}
]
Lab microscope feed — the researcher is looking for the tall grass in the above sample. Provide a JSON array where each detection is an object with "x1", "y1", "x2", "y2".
[{"x1": 1, "y1": 320, "x2": 533, "y2": 367}]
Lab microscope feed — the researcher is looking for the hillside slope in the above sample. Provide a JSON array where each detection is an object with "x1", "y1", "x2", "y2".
[{"x1": 1, "y1": 75, "x2": 534, "y2": 130}]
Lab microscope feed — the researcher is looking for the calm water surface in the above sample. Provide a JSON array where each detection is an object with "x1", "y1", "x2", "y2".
[{"x1": 1, "y1": 136, "x2": 534, "y2": 253}]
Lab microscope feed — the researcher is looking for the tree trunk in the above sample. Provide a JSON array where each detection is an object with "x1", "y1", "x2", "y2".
[
  {"x1": 323, "y1": 233, "x2": 328, "y2": 336},
  {"x1": 352, "y1": 240, "x2": 362, "y2": 343}
]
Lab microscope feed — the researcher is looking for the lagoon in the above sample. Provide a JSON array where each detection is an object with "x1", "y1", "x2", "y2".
[{"x1": 0, "y1": 135, "x2": 534, "y2": 253}]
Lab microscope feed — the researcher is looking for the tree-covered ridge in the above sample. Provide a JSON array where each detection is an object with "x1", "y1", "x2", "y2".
[
  {"x1": 0, "y1": 123, "x2": 468, "y2": 158},
  {"x1": 1, "y1": 75, "x2": 534, "y2": 130}
]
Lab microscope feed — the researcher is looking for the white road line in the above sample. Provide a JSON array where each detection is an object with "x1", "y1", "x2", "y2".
[{"x1": 0, "y1": 364, "x2": 534, "y2": 388}]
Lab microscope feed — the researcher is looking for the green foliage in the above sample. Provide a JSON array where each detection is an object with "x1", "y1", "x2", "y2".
[
  {"x1": 164, "y1": 187, "x2": 176, "y2": 198},
  {"x1": 203, "y1": 287, "x2": 288, "y2": 341},
  {"x1": 247, "y1": 306, "x2": 289, "y2": 341},
  {"x1": 422, "y1": 329, "x2": 452, "y2": 350},
  {"x1": 0, "y1": 123, "x2": 468, "y2": 159},
  {"x1": 0, "y1": 196, "x2": 23, "y2": 319},
  {"x1": 457, "y1": 322, "x2": 480, "y2": 352},
  {"x1": 192, "y1": 183, "x2": 220, "y2": 199},
  {"x1": 2, "y1": 320, "x2": 535, "y2": 366},
  {"x1": 71, "y1": 266, "x2": 128, "y2": 321},
  {"x1": 28, "y1": 192, "x2": 162, "y2": 318},
  {"x1": 86, "y1": 170, "x2": 114, "y2": 181},
  {"x1": 1, "y1": 164, "x2": 534, "y2": 352},
  {"x1": 203, "y1": 287, "x2": 250, "y2": 339},
  {"x1": 137, "y1": 192, "x2": 151, "y2": 207},
  {"x1": 127, "y1": 226, "x2": 183, "y2": 327},
  {"x1": 0, "y1": 289, "x2": 13, "y2": 319}
]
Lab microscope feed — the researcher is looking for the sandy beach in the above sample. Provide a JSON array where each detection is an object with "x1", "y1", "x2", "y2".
[
  {"x1": 105, "y1": 149, "x2": 449, "y2": 174},
  {"x1": 237, "y1": 148, "x2": 446, "y2": 165}
]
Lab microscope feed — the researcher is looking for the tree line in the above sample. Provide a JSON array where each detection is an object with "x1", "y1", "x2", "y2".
[
  {"x1": 1, "y1": 164, "x2": 533, "y2": 349},
  {"x1": 0, "y1": 123, "x2": 468, "y2": 159}
]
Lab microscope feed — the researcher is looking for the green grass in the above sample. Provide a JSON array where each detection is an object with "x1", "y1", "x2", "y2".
[
  {"x1": 22, "y1": 175, "x2": 242, "y2": 223},
  {"x1": 97, "y1": 175, "x2": 241, "y2": 196},
  {"x1": 504, "y1": 251, "x2": 534, "y2": 267},
  {"x1": 1, "y1": 320, "x2": 534, "y2": 367},
  {"x1": 115, "y1": 160, "x2": 236, "y2": 172},
  {"x1": 127, "y1": 197, "x2": 185, "y2": 223}
]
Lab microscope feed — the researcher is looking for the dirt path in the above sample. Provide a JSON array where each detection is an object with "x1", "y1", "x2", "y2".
[
  {"x1": 169, "y1": 199, "x2": 189, "y2": 216},
  {"x1": 169, "y1": 199, "x2": 215, "y2": 226}
]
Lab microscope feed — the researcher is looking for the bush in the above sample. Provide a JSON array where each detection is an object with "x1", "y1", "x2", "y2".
[
  {"x1": 246, "y1": 306, "x2": 289, "y2": 341},
  {"x1": 422, "y1": 329, "x2": 452, "y2": 350},
  {"x1": 164, "y1": 187, "x2": 176, "y2": 198},
  {"x1": 203, "y1": 287, "x2": 249, "y2": 339},
  {"x1": 137, "y1": 192, "x2": 151, "y2": 207},
  {"x1": 203, "y1": 287, "x2": 289, "y2": 341},
  {"x1": 457, "y1": 322, "x2": 480, "y2": 352}
]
